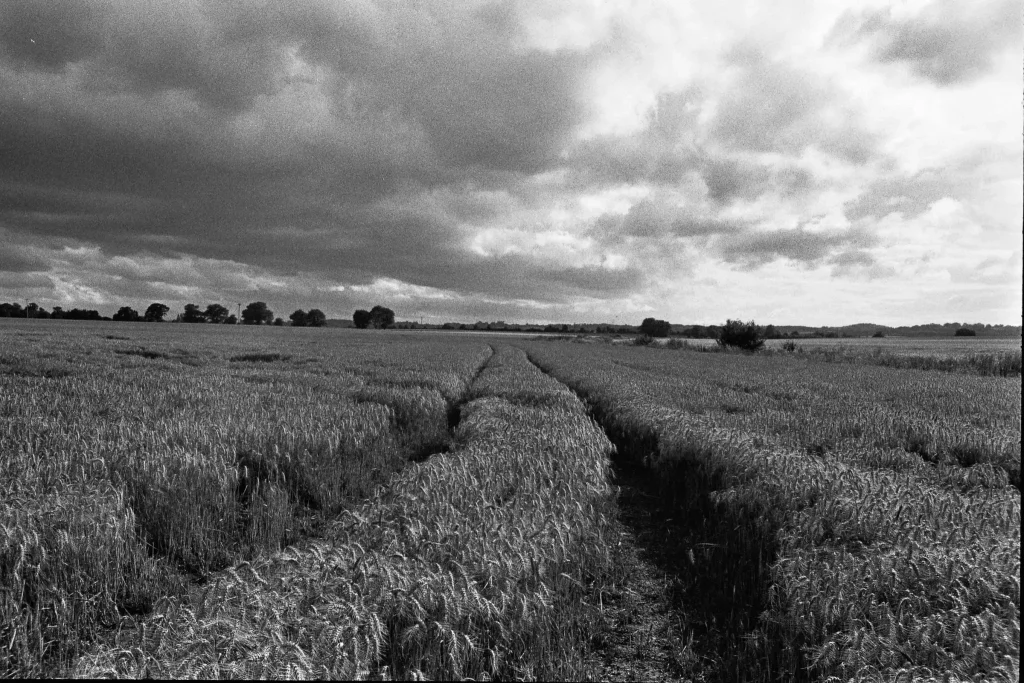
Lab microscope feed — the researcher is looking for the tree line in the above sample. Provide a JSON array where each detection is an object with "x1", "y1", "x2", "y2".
[
  {"x1": 0, "y1": 302, "x2": 105, "y2": 320},
  {"x1": 0, "y1": 301, "x2": 327, "y2": 327}
]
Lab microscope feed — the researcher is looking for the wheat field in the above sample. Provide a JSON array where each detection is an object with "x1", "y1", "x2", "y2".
[
  {"x1": 1, "y1": 320, "x2": 1019, "y2": 680},
  {"x1": 524, "y1": 339, "x2": 1020, "y2": 681}
]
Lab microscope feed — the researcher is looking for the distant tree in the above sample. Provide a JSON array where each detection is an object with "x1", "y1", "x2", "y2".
[
  {"x1": 25, "y1": 303, "x2": 49, "y2": 319},
  {"x1": 639, "y1": 317, "x2": 671, "y2": 338},
  {"x1": 225, "y1": 314, "x2": 238, "y2": 325},
  {"x1": 66, "y1": 308, "x2": 103, "y2": 321},
  {"x1": 113, "y1": 306, "x2": 142, "y2": 322},
  {"x1": 872, "y1": 330, "x2": 885, "y2": 338},
  {"x1": 717, "y1": 319, "x2": 765, "y2": 351},
  {"x1": 305, "y1": 309, "x2": 327, "y2": 327},
  {"x1": 273, "y1": 317, "x2": 284, "y2": 326},
  {"x1": 50, "y1": 306, "x2": 65, "y2": 319},
  {"x1": 181, "y1": 303, "x2": 206, "y2": 323},
  {"x1": 764, "y1": 324, "x2": 777, "y2": 339},
  {"x1": 369, "y1": 305, "x2": 395, "y2": 329},
  {"x1": 204, "y1": 303, "x2": 230, "y2": 324},
  {"x1": 242, "y1": 302, "x2": 274, "y2": 325},
  {"x1": 144, "y1": 302, "x2": 170, "y2": 322},
  {"x1": 0, "y1": 302, "x2": 24, "y2": 317},
  {"x1": 954, "y1": 327, "x2": 977, "y2": 337},
  {"x1": 289, "y1": 309, "x2": 308, "y2": 327},
  {"x1": 353, "y1": 309, "x2": 371, "y2": 329}
]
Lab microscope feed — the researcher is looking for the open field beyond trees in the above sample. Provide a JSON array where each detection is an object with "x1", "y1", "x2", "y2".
[{"x1": 1, "y1": 320, "x2": 1019, "y2": 680}]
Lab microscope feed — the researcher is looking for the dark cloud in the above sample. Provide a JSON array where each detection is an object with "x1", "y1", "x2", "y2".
[
  {"x1": 592, "y1": 200, "x2": 744, "y2": 241},
  {"x1": 0, "y1": 244, "x2": 47, "y2": 272},
  {"x1": 844, "y1": 169, "x2": 954, "y2": 222},
  {"x1": 700, "y1": 156, "x2": 813, "y2": 203},
  {"x1": 830, "y1": 0, "x2": 1021, "y2": 85},
  {"x1": 0, "y1": 0, "x2": 103, "y2": 70},
  {"x1": 709, "y1": 48, "x2": 877, "y2": 163},
  {"x1": 410, "y1": 47, "x2": 590, "y2": 173},
  {"x1": 0, "y1": 270, "x2": 53, "y2": 291},
  {"x1": 449, "y1": 254, "x2": 645, "y2": 301},
  {"x1": 844, "y1": 146, "x2": 1018, "y2": 222},
  {"x1": 0, "y1": 0, "x2": 601, "y2": 310},
  {"x1": 568, "y1": 85, "x2": 818, "y2": 205},
  {"x1": 567, "y1": 88, "x2": 702, "y2": 187},
  {"x1": 828, "y1": 249, "x2": 875, "y2": 268},
  {"x1": 719, "y1": 226, "x2": 879, "y2": 269}
]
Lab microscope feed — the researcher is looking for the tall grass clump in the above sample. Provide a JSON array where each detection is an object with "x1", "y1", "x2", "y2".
[{"x1": 72, "y1": 346, "x2": 618, "y2": 680}]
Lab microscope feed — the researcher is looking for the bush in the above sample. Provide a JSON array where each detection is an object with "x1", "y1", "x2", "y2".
[
  {"x1": 632, "y1": 334, "x2": 654, "y2": 346},
  {"x1": 954, "y1": 327, "x2": 977, "y2": 337},
  {"x1": 639, "y1": 317, "x2": 671, "y2": 337},
  {"x1": 717, "y1": 319, "x2": 765, "y2": 351},
  {"x1": 782, "y1": 340, "x2": 799, "y2": 352}
]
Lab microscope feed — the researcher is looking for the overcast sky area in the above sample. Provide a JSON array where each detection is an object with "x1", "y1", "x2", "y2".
[{"x1": 1, "y1": 0, "x2": 1021, "y2": 325}]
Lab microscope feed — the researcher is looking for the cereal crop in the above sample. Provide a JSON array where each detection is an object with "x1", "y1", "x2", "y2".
[
  {"x1": 523, "y1": 339, "x2": 1020, "y2": 681},
  {"x1": 1, "y1": 322, "x2": 490, "y2": 675},
  {"x1": 1, "y1": 319, "x2": 1018, "y2": 680}
]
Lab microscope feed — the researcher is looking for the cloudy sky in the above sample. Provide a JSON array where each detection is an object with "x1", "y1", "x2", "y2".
[{"x1": 1, "y1": 0, "x2": 1020, "y2": 325}]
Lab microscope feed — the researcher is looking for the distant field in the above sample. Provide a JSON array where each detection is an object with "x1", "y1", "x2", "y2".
[
  {"x1": 642, "y1": 334, "x2": 1021, "y2": 356},
  {"x1": 1, "y1": 319, "x2": 1019, "y2": 680},
  {"x1": 764, "y1": 335, "x2": 1021, "y2": 356}
]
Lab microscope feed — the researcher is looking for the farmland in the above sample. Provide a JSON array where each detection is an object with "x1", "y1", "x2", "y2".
[
  {"x1": 523, "y1": 340, "x2": 1020, "y2": 681},
  {"x1": 1, "y1": 320, "x2": 1020, "y2": 680}
]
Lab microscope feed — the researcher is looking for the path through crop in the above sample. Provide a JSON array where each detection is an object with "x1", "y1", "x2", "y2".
[
  {"x1": 587, "y1": 457, "x2": 706, "y2": 681},
  {"x1": 521, "y1": 351, "x2": 780, "y2": 682}
]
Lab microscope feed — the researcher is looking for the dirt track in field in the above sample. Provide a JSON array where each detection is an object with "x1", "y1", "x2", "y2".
[{"x1": 587, "y1": 460, "x2": 709, "y2": 682}]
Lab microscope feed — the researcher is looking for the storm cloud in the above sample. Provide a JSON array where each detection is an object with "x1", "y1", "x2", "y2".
[
  {"x1": 0, "y1": 1, "x2": 1019, "y2": 325},
  {"x1": 831, "y1": 0, "x2": 1021, "y2": 85}
]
